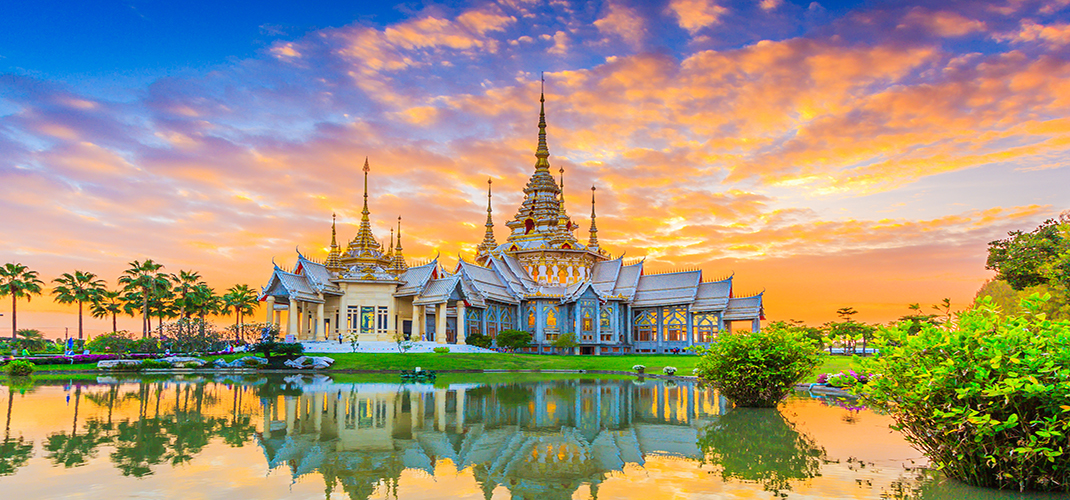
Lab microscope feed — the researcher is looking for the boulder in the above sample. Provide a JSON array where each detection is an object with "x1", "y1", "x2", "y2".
[
  {"x1": 282, "y1": 356, "x2": 334, "y2": 369},
  {"x1": 159, "y1": 356, "x2": 206, "y2": 368},
  {"x1": 97, "y1": 359, "x2": 142, "y2": 370}
]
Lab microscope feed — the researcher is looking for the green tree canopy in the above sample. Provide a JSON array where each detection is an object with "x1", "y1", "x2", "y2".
[
  {"x1": 52, "y1": 270, "x2": 107, "y2": 340},
  {"x1": 986, "y1": 216, "x2": 1070, "y2": 293},
  {"x1": 0, "y1": 263, "x2": 45, "y2": 341}
]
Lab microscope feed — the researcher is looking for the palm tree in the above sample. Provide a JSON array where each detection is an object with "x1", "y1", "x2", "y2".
[
  {"x1": 118, "y1": 260, "x2": 166, "y2": 338},
  {"x1": 90, "y1": 289, "x2": 125, "y2": 333},
  {"x1": 223, "y1": 284, "x2": 258, "y2": 342},
  {"x1": 0, "y1": 263, "x2": 45, "y2": 340},
  {"x1": 171, "y1": 270, "x2": 202, "y2": 336},
  {"x1": 52, "y1": 271, "x2": 106, "y2": 340},
  {"x1": 189, "y1": 284, "x2": 222, "y2": 336}
]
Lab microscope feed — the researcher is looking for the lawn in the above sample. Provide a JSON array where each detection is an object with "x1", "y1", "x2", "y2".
[{"x1": 16, "y1": 351, "x2": 865, "y2": 378}]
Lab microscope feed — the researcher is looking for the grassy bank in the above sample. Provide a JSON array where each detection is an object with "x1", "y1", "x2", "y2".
[{"x1": 17, "y1": 352, "x2": 863, "y2": 379}]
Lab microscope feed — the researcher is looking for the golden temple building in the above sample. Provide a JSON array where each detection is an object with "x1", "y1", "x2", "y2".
[{"x1": 259, "y1": 91, "x2": 764, "y2": 354}]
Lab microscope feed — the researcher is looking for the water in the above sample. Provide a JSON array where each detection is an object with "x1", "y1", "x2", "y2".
[{"x1": 0, "y1": 375, "x2": 1066, "y2": 499}]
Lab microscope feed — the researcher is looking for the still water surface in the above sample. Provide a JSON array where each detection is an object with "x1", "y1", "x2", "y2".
[{"x1": 0, "y1": 375, "x2": 1065, "y2": 499}]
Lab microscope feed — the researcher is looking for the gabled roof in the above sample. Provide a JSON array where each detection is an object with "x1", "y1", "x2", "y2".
[
  {"x1": 261, "y1": 269, "x2": 323, "y2": 303},
  {"x1": 457, "y1": 260, "x2": 518, "y2": 304},
  {"x1": 395, "y1": 260, "x2": 437, "y2": 297},
  {"x1": 563, "y1": 281, "x2": 605, "y2": 302},
  {"x1": 525, "y1": 285, "x2": 568, "y2": 300},
  {"x1": 723, "y1": 292, "x2": 764, "y2": 321},
  {"x1": 612, "y1": 261, "x2": 644, "y2": 300},
  {"x1": 413, "y1": 275, "x2": 462, "y2": 306},
  {"x1": 591, "y1": 258, "x2": 622, "y2": 296},
  {"x1": 497, "y1": 254, "x2": 537, "y2": 290},
  {"x1": 296, "y1": 255, "x2": 341, "y2": 295},
  {"x1": 692, "y1": 277, "x2": 732, "y2": 312},
  {"x1": 631, "y1": 270, "x2": 701, "y2": 308}
]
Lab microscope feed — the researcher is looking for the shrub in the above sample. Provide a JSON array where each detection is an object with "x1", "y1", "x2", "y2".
[
  {"x1": 496, "y1": 330, "x2": 531, "y2": 351},
  {"x1": 130, "y1": 337, "x2": 161, "y2": 353},
  {"x1": 274, "y1": 343, "x2": 305, "y2": 356},
  {"x1": 632, "y1": 364, "x2": 646, "y2": 372},
  {"x1": 139, "y1": 359, "x2": 172, "y2": 370},
  {"x1": 663, "y1": 366, "x2": 677, "y2": 376},
  {"x1": 862, "y1": 294, "x2": 1070, "y2": 492},
  {"x1": 86, "y1": 331, "x2": 133, "y2": 353},
  {"x1": 822, "y1": 370, "x2": 871, "y2": 388},
  {"x1": 5, "y1": 359, "x2": 34, "y2": 376},
  {"x1": 692, "y1": 324, "x2": 822, "y2": 408},
  {"x1": 433, "y1": 347, "x2": 450, "y2": 354},
  {"x1": 465, "y1": 333, "x2": 493, "y2": 349},
  {"x1": 552, "y1": 331, "x2": 578, "y2": 349}
]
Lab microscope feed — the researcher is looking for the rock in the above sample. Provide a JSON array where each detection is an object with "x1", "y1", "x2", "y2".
[
  {"x1": 159, "y1": 356, "x2": 206, "y2": 368},
  {"x1": 97, "y1": 359, "x2": 142, "y2": 370},
  {"x1": 281, "y1": 356, "x2": 334, "y2": 369},
  {"x1": 240, "y1": 356, "x2": 268, "y2": 367},
  {"x1": 310, "y1": 356, "x2": 334, "y2": 369}
]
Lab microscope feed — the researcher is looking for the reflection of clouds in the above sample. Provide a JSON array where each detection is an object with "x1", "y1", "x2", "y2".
[{"x1": 1, "y1": 0, "x2": 1067, "y2": 326}]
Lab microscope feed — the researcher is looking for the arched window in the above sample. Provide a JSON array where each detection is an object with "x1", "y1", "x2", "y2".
[
  {"x1": 527, "y1": 305, "x2": 536, "y2": 329},
  {"x1": 663, "y1": 306, "x2": 687, "y2": 342},
  {"x1": 693, "y1": 313, "x2": 719, "y2": 343},
  {"x1": 633, "y1": 309, "x2": 655, "y2": 342},
  {"x1": 546, "y1": 306, "x2": 558, "y2": 329},
  {"x1": 524, "y1": 219, "x2": 535, "y2": 234}
]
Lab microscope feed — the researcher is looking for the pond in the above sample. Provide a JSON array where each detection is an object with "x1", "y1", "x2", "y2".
[{"x1": 0, "y1": 375, "x2": 1065, "y2": 499}]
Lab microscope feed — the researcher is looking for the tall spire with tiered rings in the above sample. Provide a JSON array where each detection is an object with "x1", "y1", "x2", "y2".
[{"x1": 588, "y1": 186, "x2": 600, "y2": 253}]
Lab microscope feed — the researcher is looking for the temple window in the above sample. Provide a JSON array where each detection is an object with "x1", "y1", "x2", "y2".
[
  {"x1": 376, "y1": 306, "x2": 389, "y2": 335},
  {"x1": 501, "y1": 308, "x2": 514, "y2": 331},
  {"x1": 546, "y1": 305, "x2": 559, "y2": 330},
  {"x1": 694, "y1": 312, "x2": 719, "y2": 343},
  {"x1": 527, "y1": 305, "x2": 536, "y2": 329},
  {"x1": 633, "y1": 309, "x2": 655, "y2": 342},
  {"x1": 663, "y1": 306, "x2": 687, "y2": 342},
  {"x1": 361, "y1": 306, "x2": 375, "y2": 334},
  {"x1": 525, "y1": 219, "x2": 535, "y2": 233}
]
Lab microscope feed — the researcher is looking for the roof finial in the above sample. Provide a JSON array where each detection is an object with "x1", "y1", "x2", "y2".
[
  {"x1": 326, "y1": 212, "x2": 343, "y2": 271},
  {"x1": 588, "y1": 185, "x2": 600, "y2": 252},
  {"x1": 535, "y1": 74, "x2": 550, "y2": 172},
  {"x1": 392, "y1": 215, "x2": 407, "y2": 272},
  {"x1": 477, "y1": 178, "x2": 498, "y2": 263}
]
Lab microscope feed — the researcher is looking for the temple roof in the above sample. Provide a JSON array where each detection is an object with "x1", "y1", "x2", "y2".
[
  {"x1": 296, "y1": 255, "x2": 341, "y2": 295},
  {"x1": 631, "y1": 270, "x2": 702, "y2": 308},
  {"x1": 612, "y1": 261, "x2": 643, "y2": 300},
  {"x1": 723, "y1": 293, "x2": 765, "y2": 320},
  {"x1": 261, "y1": 268, "x2": 323, "y2": 303},
  {"x1": 458, "y1": 260, "x2": 519, "y2": 304},
  {"x1": 413, "y1": 275, "x2": 462, "y2": 306},
  {"x1": 395, "y1": 260, "x2": 437, "y2": 297},
  {"x1": 691, "y1": 278, "x2": 732, "y2": 312},
  {"x1": 590, "y1": 259, "x2": 622, "y2": 296}
]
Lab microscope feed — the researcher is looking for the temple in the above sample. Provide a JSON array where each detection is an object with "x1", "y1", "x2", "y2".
[{"x1": 259, "y1": 90, "x2": 764, "y2": 354}]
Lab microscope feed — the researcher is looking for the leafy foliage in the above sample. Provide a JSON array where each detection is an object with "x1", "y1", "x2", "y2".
[
  {"x1": 551, "y1": 331, "x2": 578, "y2": 349},
  {"x1": 465, "y1": 332, "x2": 493, "y2": 349},
  {"x1": 5, "y1": 359, "x2": 35, "y2": 376},
  {"x1": 0, "y1": 262, "x2": 45, "y2": 340},
  {"x1": 160, "y1": 319, "x2": 225, "y2": 353},
  {"x1": 496, "y1": 329, "x2": 531, "y2": 351},
  {"x1": 862, "y1": 294, "x2": 1070, "y2": 492},
  {"x1": 86, "y1": 331, "x2": 134, "y2": 353},
  {"x1": 692, "y1": 324, "x2": 822, "y2": 407},
  {"x1": 433, "y1": 346, "x2": 450, "y2": 353}
]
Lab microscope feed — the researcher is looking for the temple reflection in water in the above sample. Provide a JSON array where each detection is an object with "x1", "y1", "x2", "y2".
[{"x1": 257, "y1": 378, "x2": 729, "y2": 499}]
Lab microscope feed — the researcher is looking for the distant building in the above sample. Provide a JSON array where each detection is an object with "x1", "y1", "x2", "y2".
[{"x1": 259, "y1": 91, "x2": 764, "y2": 353}]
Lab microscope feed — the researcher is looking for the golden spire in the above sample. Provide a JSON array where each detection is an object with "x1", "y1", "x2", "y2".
[
  {"x1": 387, "y1": 227, "x2": 394, "y2": 260},
  {"x1": 326, "y1": 212, "x2": 343, "y2": 271},
  {"x1": 534, "y1": 74, "x2": 550, "y2": 173},
  {"x1": 346, "y1": 157, "x2": 387, "y2": 264},
  {"x1": 392, "y1": 215, "x2": 408, "y2": 271},
  {"x1": 477, "y1": 178, "x2": 498, "y2": 262},
  {"x1": 588, "y1": 186, "x2": 600, "y2": 252}
]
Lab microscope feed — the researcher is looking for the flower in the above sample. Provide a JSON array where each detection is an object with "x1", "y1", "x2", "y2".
[
  {"x1": 632, "y1": 364, "x2": 646, "y2": 371},
  {"x1": 663, "y1": 366, "x2": 677, "y2": 375}
]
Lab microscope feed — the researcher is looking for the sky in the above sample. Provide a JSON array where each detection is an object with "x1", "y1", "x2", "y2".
[{"x1": 2, "y1": 0, "x2": 1069, "y2": 337}]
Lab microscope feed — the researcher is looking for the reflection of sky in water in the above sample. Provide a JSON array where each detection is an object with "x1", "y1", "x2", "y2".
[{"x1": 0, "y1": 376, "x2": 1065, "y2": 499}]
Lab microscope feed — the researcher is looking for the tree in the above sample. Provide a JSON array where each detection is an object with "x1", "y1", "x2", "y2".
[
  {"x1": 222, "y1": 284, "x2": 258, "y2": 343},
  {"x1": 0, "y1": 263, "x2": 45, "y2": 341},
  {"x1": 90, "y1": 289, "x2": 125, "y2": 333},
  {"x1": 170, "y1": 270, "x2": 202, "y2": 335},
  {"x1": 118, "y1": 260, "x2": 167, "y2": 338},
  {"x1": 986, "y1": 216, "x2": 1070, "y2": 302},
  {"x1": 188, "y1": 284, "x2": 222, "y2": 336},
  {"x1": 826, "y1": 306, "x2": 876, "y2": 355},
  {"x1": 897, "y1": 303, "x2": 940, "y2": 335},
  {"x1": 51, "y1": 271, "x2": 106, "y2": 340},
  {"x1": 496, "y1": 329, "x2": 532, "y2": 351}
]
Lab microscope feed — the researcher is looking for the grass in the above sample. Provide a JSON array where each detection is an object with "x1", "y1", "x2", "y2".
[{"x1": 15, "y1": 351, "x2": 865, "y2": 378}]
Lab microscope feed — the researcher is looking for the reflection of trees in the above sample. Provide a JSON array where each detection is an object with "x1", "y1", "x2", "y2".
[
  {"x1": 1, "y1": 384, "x2": 34, "y2": 476},
  {"x1": 44, "y1": 386, "x2": 113, "y2": 469},
  {"x1": 699, "y1": 408, "x2": 827, "y2": 494}
]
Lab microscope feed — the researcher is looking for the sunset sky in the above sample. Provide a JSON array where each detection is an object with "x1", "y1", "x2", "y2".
[{"x1": 2, "y1": 0, "x2": 1068, "y2": 337}]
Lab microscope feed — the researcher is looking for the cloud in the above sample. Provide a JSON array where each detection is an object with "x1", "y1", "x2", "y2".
[
  {"x1": 593, "y1": 2, "x2": 647, "y2": 48},
  {"x1": 667, "y1": 0, "x2": 729, "y2": 34}
]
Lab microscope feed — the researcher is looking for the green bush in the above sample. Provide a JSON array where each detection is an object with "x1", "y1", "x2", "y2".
[
  {"x1": 862, "y1": 294, "x2": 1070, "y2": 492},
  {"x1": 465, "y1": 333, "x2": 492, "y2": 349},
  {"x1": 139, "y1": 359, "x2": 172, "y2": 370},
  {"x1": 692, "y1": 324, "x2": 822, "y2": 407},
  {"x1": 5, "y1": 359, "x2": 34, "y2": 376},
  {"x1": 433, "y1": 346, "x2": 450, "y2": 354},
  {"x1": 496, "y1": 330, "x2": 531, "y2": 351},
  {"x1": 130, "y1": 337, "x2": 161, "y2": 353},
  {"x1": 274, "y1": 343, "x2": 305, "y2": 356},
  {"x1": 86, "y1": 331, "x2": 133, "y2": 353}
]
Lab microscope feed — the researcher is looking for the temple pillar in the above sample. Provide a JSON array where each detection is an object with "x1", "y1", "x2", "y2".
[
  {"x1": 288, "y1": 298, "x2": 298, "y2": 338},
  {"x1": 285, "y1": 397, "x2": 297, "y2": 436},
  {"x1": 456, "y1": 302, "x2": 466, "y2": 345},
  {"x1": 436, "y1": 303, "x2": 447, "y2": 344},
  {"x1": 316, "y1": 300, "x2": 325, "y2": 341},
  {"x1": 415, "y1": 305, "x2": 425, "y2": 341},
  {"x1": 752, "y1": 318, "x2": 761, "y2": 333},
  {"x1": 265, "y1": 296, "x2": 275, "y2": 324}
]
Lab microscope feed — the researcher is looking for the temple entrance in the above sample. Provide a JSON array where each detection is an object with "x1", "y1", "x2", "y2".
[
  {"x1": 402, "y1": 320, "x2": 412, "y2": 340},
  {"x1": 446, "y1": 318, "x2": 457, "y2": 343},
  {"x1": 580, "y1": 346, "x2": 594, "y2": 355}
]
